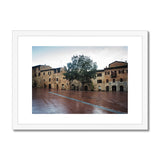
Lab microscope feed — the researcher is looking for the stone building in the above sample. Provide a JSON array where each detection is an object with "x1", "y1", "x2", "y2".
[
  {"x1": 32, "y1": 61, "x2": 128, "y2": 92},
  {"x1": 92, "y1": 61, "x2": 128, "y2": 92},
  {"x1": 32, "y1": 65, "x2": 70, "y2": 90}
]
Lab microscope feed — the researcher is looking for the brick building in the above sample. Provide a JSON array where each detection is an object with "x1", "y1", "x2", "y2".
[{"x1": 32, "y1": 61, "x2": 128, "y2": 92}]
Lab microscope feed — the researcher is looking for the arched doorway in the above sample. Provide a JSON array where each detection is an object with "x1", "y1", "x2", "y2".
[
  {"x1": 76, "y1": 86, "x2": 79, "y2": 91},
  {"x1": 71, "y1": 84, "x2": 75, "y2": 90},
  {"x1": 106, "y1": 86, "x2": 109, "y2": 92},
  {"x1": 84, "y1": 86, "x2": 88, "y2": 91},
  {"x1": 112, "y1": 85, "x2": 116, "y2": 91},
  {"x1": 62, "y1": 84, "x2": 64, "y2": 90},
  {"x1": 120, "y1": 86, "x2": 124, "y2": 92}
]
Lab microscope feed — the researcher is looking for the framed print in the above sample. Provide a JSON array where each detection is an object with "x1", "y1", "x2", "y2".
[{"x1": 12, "y1": 30, "x2": 148, "y2": 130}]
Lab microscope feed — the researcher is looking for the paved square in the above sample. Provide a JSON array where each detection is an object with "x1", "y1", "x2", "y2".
[{"x1": 32, "y1": 88, "x2": 128, "y2": 114}]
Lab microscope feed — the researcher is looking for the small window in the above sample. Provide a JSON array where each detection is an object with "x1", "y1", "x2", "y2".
[
  {"x1": 43, "y1": 72, "x2": 45, "y2": 75},
  {"x1": 119, "y1": 70, "x2": 121, "y2": 74},
  {"x1": 56, "y1": 78, "x2": 58, "y2": 81},
  {"x1": 49, "y1": 78, "x2": 51, "y2": 82},
  {"x1": 97, "y1": 80, "x2": 102, "y2": 83},
  {"x1": 113, "y1": 79, "x2": 115, "y2": 83},
  {"x1": 126, "y1": 69, "x2": 128, "y2": 73},
  {"x1": 105, "y1": 71, "x2": 110, "y2": 75},
  {"x1": 97, "y1": 73, "x2": 102, "y2": 77},
  {"x1": 119, "y1": 70, "x2": 124, "y2": 74},
  {"x1": 38, "y1": 73, "x2": 40, "y2": 76},
  {"x1": 106, "y1": 79, "x2": 109, "y2": 83},
  {"x1": 120, "y1": 78, "x2": 123, "y2": 82},
  {"x1": 58, "y1": 69, "x2": 60, "y2": 73},
  {"x1": 34, "y1": 73, "x2": 36, "y2": 77}
]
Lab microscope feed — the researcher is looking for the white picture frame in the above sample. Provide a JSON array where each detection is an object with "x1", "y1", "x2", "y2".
[{"x1": 12, "y1": 30, "x2": 148, "y2": 130}]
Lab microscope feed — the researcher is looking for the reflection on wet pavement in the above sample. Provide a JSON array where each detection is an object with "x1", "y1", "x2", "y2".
[{"x1": 32, "y1": 88, "x2": 128, "y2": 114}]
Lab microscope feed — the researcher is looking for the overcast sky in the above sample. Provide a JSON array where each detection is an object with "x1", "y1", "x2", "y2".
[{"x1": 32, "y1": 46, "x2": 128, "y2": 69}]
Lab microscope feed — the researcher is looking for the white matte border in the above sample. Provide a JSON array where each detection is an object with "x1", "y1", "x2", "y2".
[{"x1": 12, "y1": 30, "x2": 148, "y2": 130}]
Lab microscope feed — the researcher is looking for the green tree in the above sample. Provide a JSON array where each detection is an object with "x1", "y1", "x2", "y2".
[{"x1": 64, "y1": 55, "x2": 97, "y2": 90}]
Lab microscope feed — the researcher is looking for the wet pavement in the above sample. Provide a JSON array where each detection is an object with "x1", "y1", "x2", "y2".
[{"x1": 32, "y1": 88, "x2": 128, "y2": 114}]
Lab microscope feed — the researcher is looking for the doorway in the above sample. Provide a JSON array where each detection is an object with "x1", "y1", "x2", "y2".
[
  {"x1": 49, "y1": 84, "x2": 51, "y2": 89},
  {"x1": 106, "y1": 86, "x2": 109, "y2": 92},
  {"x1": 112, "y1": 85, "x2": 116, "y2": 91},
  {"x1": 84, "y1": 86, "x2": 88, "y2": 91},
  {"x1": 120, "y1": 86, "x2": 124, "y2": 92}
]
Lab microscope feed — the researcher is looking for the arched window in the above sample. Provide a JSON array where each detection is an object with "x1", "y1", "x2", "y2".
[{"x1": 120, "y1": 78, "x2": 123, "y2": 82}]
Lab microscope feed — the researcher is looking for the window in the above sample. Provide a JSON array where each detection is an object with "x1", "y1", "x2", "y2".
[
  {"x1": 43, "y1": 72, "x2": 45, "y2": 75},
  {"x1": 49, "y1": 78, "x2": 51, "y2": 82},
  {"x1": 126, "y1": 69, "x2": 128, "y2": 73},
  {"x1": 48, "y1": 71, "x2": 51, "y2": 75},
  {"x1": 120, "y1": 78, "x2": 123, "y2": 82},
  {"x1": 113, "y1": 79, "x2": 115, "y2": 82},
  {"x1": 43, "y1": 79, "x2": 45, "y2": 81},
  {"x1": 34, "y1": 73, "x2": 36, "y2": 77},
  {"x1": 56, "y1": 78, "x2": 58, "y2": 81},
  {"x1": 97, "y1": 73, "x2": 102, "y2": 77},
  {"x1": 119, "y1": 70, "x2": 124, "y2": 74},
  {"x1": 111, "y1": 71, "x2": 117, "y2": 78},
  {"x1": 105, "y1": 71, "x2": 110, "y2": 75},
  {"x1": 106, "y1": 79, "x2": 109, "y2": 83},
  {"x1": 97, "y1": 80, "x2": 102, "y2": 83},
  {"x1": 38, "y1": 73, "x2": 40, "y2": 76},
  {"x1": 57, "y1": 68, "x2": 60, "y2": 73},
  {"x1": 63, "y1": 77, "x2": 66, "y2": 79}
]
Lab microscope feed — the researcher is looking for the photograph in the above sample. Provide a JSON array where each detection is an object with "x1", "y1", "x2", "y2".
[
  {"x1": 32, "y1": 46, "x2": 128, "y2": 114},
  {"x1": 13, "y1": 30, "x2": 148, "y2": 130}
]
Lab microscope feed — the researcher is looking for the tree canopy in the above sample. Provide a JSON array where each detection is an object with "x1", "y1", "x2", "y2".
[{"x1": 64, "y1": 55, "x2": 97, "y2": 84}]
